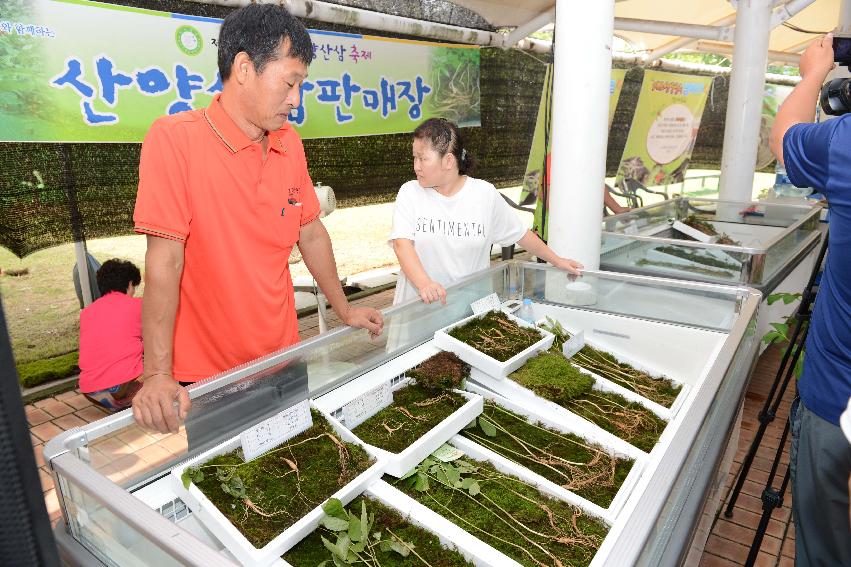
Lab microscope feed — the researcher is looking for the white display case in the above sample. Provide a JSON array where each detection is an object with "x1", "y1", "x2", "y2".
[{"x1": 45, "y1": 263, "x2": 760, "y2": 567}]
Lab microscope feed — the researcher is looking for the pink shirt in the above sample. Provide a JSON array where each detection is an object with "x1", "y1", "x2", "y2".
[{"x1": 78, "y1": 292, "x2": 143, "y2": 393}]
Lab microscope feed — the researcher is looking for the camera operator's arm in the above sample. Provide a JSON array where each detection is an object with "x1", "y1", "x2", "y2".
[{"x1": 770, "y1": 34, "x2": 836, "y2": 165}]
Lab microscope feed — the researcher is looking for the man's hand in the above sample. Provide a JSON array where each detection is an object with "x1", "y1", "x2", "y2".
[
  {"x1": 418, "y1": 280, "x2": 447, "y2": 305},
  {"x1": 132, "y1": 374, "x2": 191, "y2": 434},
  {"x1": 552, "y1": 257, "x2": 584, "y2": 275},
  {"x1": 800, "y1": 33, "x2": 836, "y2": 83},
  {"x1": 342, "y1": 305, "x2": 384, "y2": 337}
]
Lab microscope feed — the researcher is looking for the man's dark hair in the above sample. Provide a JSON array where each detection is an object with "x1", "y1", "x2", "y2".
[
  {"x1": 218, "y1": 4, "x2": 313, "y2": 81},
  {"x1": 96, "y1": 259, "x2": 141, "y2": 295},
  {"x1": 413, "y1": 118, "x2": 476, "y2": 175}
]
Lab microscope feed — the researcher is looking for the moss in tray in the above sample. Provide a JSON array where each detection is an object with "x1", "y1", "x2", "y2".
[
  {"x1": 183, "y1": 409, "x2": 374, "y2": 549},
  {"x1": 391, "y1": 455, "x2": 606, "y2": 567},
  {"x1": 352, "y1": 352, "x2": 469, "y2": 454},
  {"x1": 541, "y1": 317, "x2": 682, "y2": 408},
  {"x1": 448, "y1": 310, "x2": 543, "y2": 362},
  {"x1": 511, "y1": 352, "x2": 666, "y2": 453},
  {"x1": 283, "y1": 495, "x2": 472, "y2": 566},
  {"x1": 461, "y1": 401, "x2": 633, "y2": 508}
]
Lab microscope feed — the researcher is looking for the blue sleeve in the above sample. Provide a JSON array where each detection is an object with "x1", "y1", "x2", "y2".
[{"x1": 782, "y1": 118, "x2": 843, "y2": 193}]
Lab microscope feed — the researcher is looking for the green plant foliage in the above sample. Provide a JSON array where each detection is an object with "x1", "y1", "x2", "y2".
[
  {"x1": 188, "y1": 410, "x2": 374, "y2": 548},
  {"x1": 511, "y1": 352, "x2": 666, "y2": 452},
  {"x1": 448, "y1": 310, "x2": 544, "y2": 362},
  {"x1": 351, "y1": 383, "x2": 466, "y2": 454},
  {"x1": 284, "y1": 496, "x2": 472, "y2": 566},
  {"x1": 18, "y1": 351, "x2": 79, "y2": 388},
  {"x1": 462, "y1": 401, "x2": 634, "y2": 508},
  {"x1": 540, "y1": 317, "x2": 682, "y2": 408},
  {"x1": 762, "y1": 293, "x2": 805, "y2": 379},
  {"x1": 394, "y1": 454, "x2": 606, "y2": 566}
]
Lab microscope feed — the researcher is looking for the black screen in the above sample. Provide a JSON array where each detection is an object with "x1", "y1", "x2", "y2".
[{"x1": 834, "y1": 36, "x2": 851, "y2": 64}]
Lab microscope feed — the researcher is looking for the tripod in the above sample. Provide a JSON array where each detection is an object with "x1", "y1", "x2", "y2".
[
  {"x1": 724, "y1": 230, "x2": 828, "y2": 518},
  {"x1": 719, "y1": 231, "x2": 828, "y2": 566}
]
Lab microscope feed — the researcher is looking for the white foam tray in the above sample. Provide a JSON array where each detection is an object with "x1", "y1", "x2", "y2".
[
  {"x1": 469, "y1": 367, "x2": 668, "y2": 456},
  {"x1": 276, "y1": 478, "x2": 510, "y2": 567},
  {"x1": 671, "y1": 220, "x2": 718, "y2": 243},
  {"x1": 459, "y1": 383, "x2": 647, "y2": 523},
  {"x1": 433, "y1": 311, "x2": 555, "y2": 379},
  {"x1": 318, "y1": 378, "x2": 484, "y2": 477},
  {"x1": 170, "y1": 402, "x2": 387, "y2": 567}
]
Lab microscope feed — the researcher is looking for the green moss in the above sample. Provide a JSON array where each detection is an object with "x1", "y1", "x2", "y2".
[
  {"x1": 448, "y1": 310, "x2": 543, "y2": 362},
  {"x1": 283, "y1": 495, "x2": 472, "y2": 566},
  {"x1": 511, "y1": 352, "x2": 666, "y2": 453},
  {"x1": 391, "y1": 457, "x2": 606, "y2": 567},
  {"x1": 511, "y1": 351, "x2": 595, "y2": 401},
  {"x1": 18, "y1": 351, "x2": 79, "y2": 388},
  {"x1": 656, "y1": 245, "x2": 740, "y2": 271},
  {"x1": 192, "y1": 410, "x2": 374, "y2": 549},
  {"x1": 352, "y1": 383, "x2": 466, "y2": 454},
  {"x1": 461, "y1": 401, "x2": 634, "y2": 508},
  {"x1": 571, "y1": 345, "x2": 682, "y2": 408}
]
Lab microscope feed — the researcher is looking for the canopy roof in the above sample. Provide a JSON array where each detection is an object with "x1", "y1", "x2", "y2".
[{"x1": 452, "y1": 0, "x2": 838, "y2": 55}]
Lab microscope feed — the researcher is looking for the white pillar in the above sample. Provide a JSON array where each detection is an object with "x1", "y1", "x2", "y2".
[
  {"x1": 718, "y1": 0, "x2": 773, "y2": 202},
  {"x1": 547, "y1": 0, "x2": 614, "y2": 269},
  {"x1": 74, "y1": 241, "x2": 93, "y2": 306}
]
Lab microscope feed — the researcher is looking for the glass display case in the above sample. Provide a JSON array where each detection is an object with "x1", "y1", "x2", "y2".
[
  {"x1": 46, "y1": 263, "x2": 761, "y2": 567},
  {"x1": 600, "y1": 197, "x2": 822, "y2": 293}
]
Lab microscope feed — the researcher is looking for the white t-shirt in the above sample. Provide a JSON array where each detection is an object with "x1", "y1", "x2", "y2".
[{"x1": 389, "y1": 176, "x2": 527, "y2": 304}]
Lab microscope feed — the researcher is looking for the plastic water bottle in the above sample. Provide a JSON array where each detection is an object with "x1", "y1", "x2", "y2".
[
  {"x1": 773, "y1": 162, "x2": 797, "y2": 197},
  {"x1": 518, "y1": 298, "x2": 535, "y2": 324}
]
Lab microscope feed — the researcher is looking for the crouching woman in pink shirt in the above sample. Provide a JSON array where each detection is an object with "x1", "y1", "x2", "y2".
[{"x1": 78, "y1": 259, "x2": 143, "y2": 411}]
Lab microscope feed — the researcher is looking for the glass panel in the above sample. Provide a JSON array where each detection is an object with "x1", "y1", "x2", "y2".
[
  {"x1": 520, "y1": 264, "x2": 743, "y2": 332},
  {"x1": 84, "y1": 426, "x2": 187, "y2": 489},
  {"x1": 57, "y1": 474, "x2": 185, "y2": 567}
]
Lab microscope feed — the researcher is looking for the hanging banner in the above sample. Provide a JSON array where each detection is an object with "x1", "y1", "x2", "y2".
[
  {"x1": 0, "y1": 0, "x2": 480, "y2": 143},
  {"x1": 518, "y1": 67, "x2": 627, "y2": 236},
  {"x1": 757, "y1": 83, "x2": 794, "y2": 169},
  {"x1": 616, "y1": 70, "x2": 713, "y2": 187}
]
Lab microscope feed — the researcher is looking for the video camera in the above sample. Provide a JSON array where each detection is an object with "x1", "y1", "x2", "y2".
[{"x1": 820, "y1": 36, "x2": 851, "y2": 115}]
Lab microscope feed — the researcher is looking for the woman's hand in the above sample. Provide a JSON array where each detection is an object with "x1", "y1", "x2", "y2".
[
  {"x1": 418, "y1": 280, "x2": 447, "y2": 304},
  {"x1": 553, "y1": 257, "x2": 583, "y2": 275}
]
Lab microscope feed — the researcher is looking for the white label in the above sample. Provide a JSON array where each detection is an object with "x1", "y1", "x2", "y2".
[
  {"x1": 562, "y1": 330, "x2": 585, "y2": 359},
  {"x1": 432, "y1": 443, "x2": 465, "y2": 462},
  {"x1": 470, "y1": 293, "x2": 501, "y2": 315},
  {"x1": 240, "y1": 399, "x2": 312, "y2": 461},
  {"x1": 342, "y1": 381, "x2": 393, "y2": 429},
  {"x1": 625, "y1": 221, "x2": 639, "y2": 235}
]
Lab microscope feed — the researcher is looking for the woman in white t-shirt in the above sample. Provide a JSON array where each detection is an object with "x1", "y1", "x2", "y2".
[{"x1": 390, "y1": 118, "x2": 583, "y2": 305}]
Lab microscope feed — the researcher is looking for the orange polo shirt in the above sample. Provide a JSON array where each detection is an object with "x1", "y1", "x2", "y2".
[{"x1": 133, "y1": 95, "x2": 320, "y2": 382}]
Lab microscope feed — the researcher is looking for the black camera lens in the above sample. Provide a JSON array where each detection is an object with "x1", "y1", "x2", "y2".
[{"x1": 820, "y1": 77, "x2": 851, "y2": 116}]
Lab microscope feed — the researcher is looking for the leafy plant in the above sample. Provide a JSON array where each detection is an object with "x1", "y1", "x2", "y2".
[{"x1": 762, "y1": 292, "x2": 805, "y2": 379}]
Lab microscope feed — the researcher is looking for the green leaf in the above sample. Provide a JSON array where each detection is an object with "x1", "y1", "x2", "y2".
[
  {"x1": 372, "y1": 531, "x2": 382, "y2": 541},
  {"x1": 445, "y1": 464, "x2": 461, "y2": 487},
  {"x1": 322, "y1": 498, "x2": 348, "y2": 520},
  {"x1": 794, "y1": 352, "x2": 805, "y2": 379},
  {"x1": 317, "y1": 561, "x2": 329, "y2": 567},
  {"x1": 468, "y1": 481, "x2": 481, "y2": 496},
  {"x1": 347, "y1": 511, "x2": 362, "y2": 542},
  {"x1": 398, "y1": 467, "x2": 419, "y2": 481},
  {"x1": 321, "y1": 536, "x2": 338, "y2": 556},
  {"x1": 320, "y1": 515, "x2": 350, "y2": 532},
  {"x1": 335, "y1": 533, "x2": 351, "y2": 559},
  {"x1": 331, "y1": 554, "x2": 347, "y2": 567},
  {"x1": 350, "y1": 540, "x2": 365, "y2": 554},
  {"x1": 432, "y1": 466, "x2": 451, "y2": 487},
  {"x1": 413, "y1": 472, "x2": 429, "y2": 492},
  {"x1": 360, "y1": 502, "x2": 369, "y2": 539},
  {"x1": 379, "y1": 539, "x2": 393, "y2": 553},
  {"x1": 478, "y1": 416, "x2": 497, "y2": 437},
  {"x1": 390, "y1": 539, "x2": 412, "y2": 557},
  {"x1": 181, "y1": 469, "x2": 192, "y2": 489},
  {"x1": 460, "y1": 478, "x2": 475, "y2": 490}
]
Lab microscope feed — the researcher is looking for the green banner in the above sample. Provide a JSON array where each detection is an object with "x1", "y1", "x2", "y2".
[
  {"x1": 616, "y1": 70, "x2": 713, "y2": 187},
  {"x1": 0, "y1": 0, "x2": 480, "y2": 142},
  {"x1": 518, "y1": 67, "x2": 626, "y2": 237}
]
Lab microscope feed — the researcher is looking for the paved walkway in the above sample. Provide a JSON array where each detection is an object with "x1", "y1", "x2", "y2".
[{"x1": 29, "y1": 287, "x2": 797, "y2": 565}]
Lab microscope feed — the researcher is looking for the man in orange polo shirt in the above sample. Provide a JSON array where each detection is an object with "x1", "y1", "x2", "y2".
[{"x1": 132, "y1": 5, "x2": 383, "y2": 434}]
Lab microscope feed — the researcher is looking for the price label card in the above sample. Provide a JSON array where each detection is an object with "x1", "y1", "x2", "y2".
[
  {"x1": 562, "y1": 330, "x2": 585, "y2": 359},
  {"x1": 432, "y1": 443, "x2": 465, "y2": 462},
  {"x1": 470, "y1": 293, "x2": 501, "y2": 315},
  {"x1": 342, "y1": 381, "x2": 393, "y2": 429},
  {"x1": 625, "y1": 221, "x2": 639, "y2": 235},
  {"x1": 241, "y1": 399, "x2": 312, "y2": 462}
]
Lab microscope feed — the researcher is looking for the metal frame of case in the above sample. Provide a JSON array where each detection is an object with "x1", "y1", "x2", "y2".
[{"x1": 45, "y1": 263, "x2": 761, "y2": 567}]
